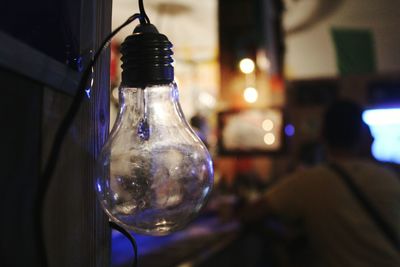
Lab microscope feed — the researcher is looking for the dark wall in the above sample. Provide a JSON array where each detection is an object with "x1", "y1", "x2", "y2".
[
  {"x1": 0, "y1": 0, "x2": 81, "y2": 66},
  {"x1": 0, "y1": 67, "x2": 43, "y2": 266}
]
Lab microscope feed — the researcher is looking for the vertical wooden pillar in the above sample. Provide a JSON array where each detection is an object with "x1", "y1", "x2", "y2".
[
  {"x1": 43, "y1": 0, "x2": 112, "y2": 266},
  {"x1": 0, "y1": 0, "x2": 112, "y2": 266}
]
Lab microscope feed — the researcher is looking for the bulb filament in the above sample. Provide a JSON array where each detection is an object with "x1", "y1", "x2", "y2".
[{"x1": 137, "y1": 89, "x2": 150, "y2": 140}]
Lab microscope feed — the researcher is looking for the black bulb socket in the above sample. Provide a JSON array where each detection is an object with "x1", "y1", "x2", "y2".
[{"x1": 120, "y1": 23, "x2": 174, "y2": 88}]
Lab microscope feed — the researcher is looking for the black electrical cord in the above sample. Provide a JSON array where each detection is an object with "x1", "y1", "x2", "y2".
[
  {"x1": 139, "y1": 0, "x2": 151, "y2": 24},
  {"x1": 109, "y1": 221, "x2": 138, "y2": 267},
  {"x1": 35, "y1": 11, "x2": 144, "y2": 267}
]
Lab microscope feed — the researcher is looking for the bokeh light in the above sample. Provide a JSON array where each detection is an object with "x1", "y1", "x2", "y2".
[
  {"x1": 239, "y1": 58, "x2": 255, "y2": 74},
  {"x1": 363, "y1": 108, "x2": 400, "y2": 164},
  {"x1": 262, "y1": 119, "x2": 274, "y2": 131},
  {"x1": 243, "y1": 87, "x2": 258, "y2": 103},
  {"x1": 285, "y1": 124, "x2": 295, "y2": 136},
  {"x1": 264, "y1": 133, "x2": 275, "y2": 145}
]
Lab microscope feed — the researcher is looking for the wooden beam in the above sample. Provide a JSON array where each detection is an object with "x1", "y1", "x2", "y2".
[{"x1": 0, "y1": 31, "x2": 80, "y2": 96}]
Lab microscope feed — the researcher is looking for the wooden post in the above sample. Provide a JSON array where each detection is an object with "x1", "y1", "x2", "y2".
[
  {"x1": 43, "y1": 0, "x2": 112, "y2": 266},
  {"x1": 0, "y1": 0, "x2": 112, "y2": 266}
]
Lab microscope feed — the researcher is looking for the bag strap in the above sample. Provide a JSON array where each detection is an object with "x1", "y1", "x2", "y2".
[{"x1": 328, "y1": 162, "x2": 400, "y2": 251}]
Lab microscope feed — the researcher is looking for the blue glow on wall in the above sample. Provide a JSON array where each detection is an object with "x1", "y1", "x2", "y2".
[{"x1": 362, "y1": 108, "x2": 400, "y2": 164}]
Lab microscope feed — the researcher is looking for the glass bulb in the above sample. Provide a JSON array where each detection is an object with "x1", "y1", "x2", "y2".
[{"x1": 95, "y1": 82, "x2": 213, "y2": 235}]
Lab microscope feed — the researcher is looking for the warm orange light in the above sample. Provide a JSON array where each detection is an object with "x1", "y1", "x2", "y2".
[
  {"x1": 239, "y1": 58, "x2": 255, "y2": 74},
  {"x1": 243, "y1": 87, "x2": 258, "y2": 103}
]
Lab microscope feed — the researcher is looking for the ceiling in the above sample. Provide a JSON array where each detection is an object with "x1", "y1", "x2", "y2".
[{"x1": 112, "y1": 0, "x2": 218, "y2": 62}]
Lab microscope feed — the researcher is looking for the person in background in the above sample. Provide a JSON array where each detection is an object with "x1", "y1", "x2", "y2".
[
  {"x1": 286, "y1": 140, "x2": 326, "y2": 174},
  {"x1": 297, "y1": 141, "x2": 326, "y2": 169},
  {"x1": 242, "y1": 99, "x2": 400, "y2": 267}
]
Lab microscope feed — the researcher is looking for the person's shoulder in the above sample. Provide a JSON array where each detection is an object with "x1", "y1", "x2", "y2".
[
  {"x1": 277, "y1": 164, "x2": 329, "y2": 187},
  {"x1": 345, "y1": 159, "x2": 400, "y2": 187},
  {"x1": 264, "y1": 164, "x2": 328, "y2": 215},
  {"x1": 294, "y1": 164, "x2": 330, "y2": 179},
  {"x1": 357, "y1": 159, "x2": 398, "y2": 176}
]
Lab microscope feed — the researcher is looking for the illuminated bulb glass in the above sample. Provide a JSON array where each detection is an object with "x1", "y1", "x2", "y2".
[
  {"x1": 96, "y1": 82, "x2": 213, "y2": 235},
  {"x1": 239, "y1": 58, "x2": 255, "y2": 74},
  {"x1": 244, "y1": 87, "x2": 258, "y2": 103}
]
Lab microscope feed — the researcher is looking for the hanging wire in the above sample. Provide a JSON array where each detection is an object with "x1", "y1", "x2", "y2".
[
  {"x1": 35, "y1": 13, "x2": 141, "y2": 267},
  {"x1": 139, "y1": 0, "x2": 151, "y2": 24},
  {"x1": 110, "y1": 221, "x2": 138, "y2": 267}
]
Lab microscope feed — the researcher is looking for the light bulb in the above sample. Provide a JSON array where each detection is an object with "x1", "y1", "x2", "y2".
[{"x1": 95, "y1": 24, "x2": 213, "y2": 235}]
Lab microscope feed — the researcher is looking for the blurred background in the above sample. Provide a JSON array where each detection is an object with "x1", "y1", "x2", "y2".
[
  {"x1": 1, "y1": 0, "x2": 400, "y2": 266},
  {"x1": 108, "y1": 0, "x2": 400, "y2": 266}
]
